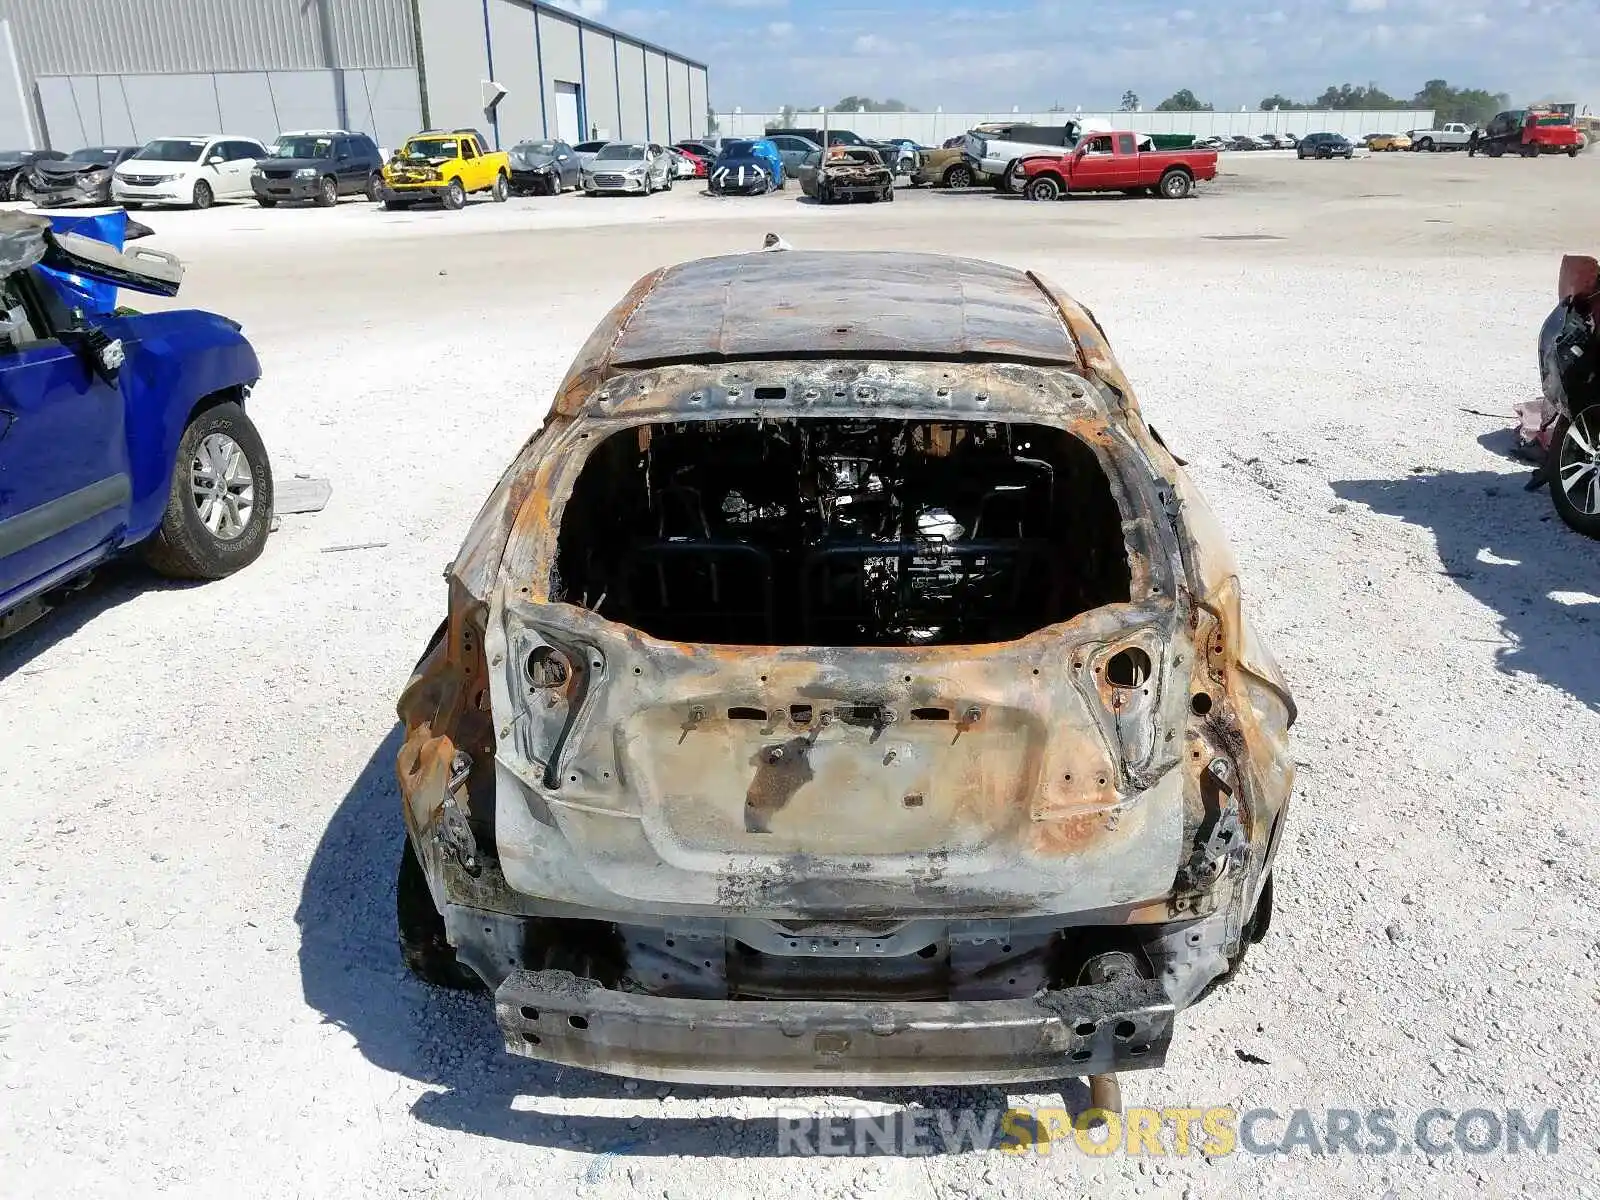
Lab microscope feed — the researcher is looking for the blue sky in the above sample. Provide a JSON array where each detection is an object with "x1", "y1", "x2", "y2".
[{"x1": 549, "y1": 0, "x2": 1599, "y2": 113}]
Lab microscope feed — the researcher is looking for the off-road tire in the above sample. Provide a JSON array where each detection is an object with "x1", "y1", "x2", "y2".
[
  {"x1": 491, "y1": 171, "x2": 509, "y2": 202},
  {"x1": 1158, "y1": 168, "x2": 1193, "y2": 199},
  {"x1": 1550, "y1": 407, "x2": 1600, "y2": 539},
  {"x1": 142, "y1": 402, "x2": 274, "y2": 580},
  {"x1": 192, "y1": 179, "x2": 214, "y2": 209},
  {"x1": 397, "y1": 839, "x2": 483, "y2": 991},
  {"x1": 1485, "y1": 141, "x2": 1504, "y2": 158},
  {"x1": 1417, "y1": 137, "x2": 1435, "y2": 151},
  {"x1": 315, "y1": 175, "x2": 337, "y2": 207},
  {"x1": 944, "y1": 163, "x2": 974, "y2": 189},
  {"x1": 442, "y1": 178, "x2": 466, "y2": 209}
]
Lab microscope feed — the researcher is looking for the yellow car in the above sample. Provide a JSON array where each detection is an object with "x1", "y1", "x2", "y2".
[
  {"x1": 379, "y1": 128, "x2": 511, "y2": 210},
  {"x1": 1367, "y1": 132, "x2": 1413, "y2": 152}
]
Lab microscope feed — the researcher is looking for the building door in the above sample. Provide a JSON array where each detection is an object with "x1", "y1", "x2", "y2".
[{"x1": 553, "y1": 82, "x2": 582, "y2": 143}]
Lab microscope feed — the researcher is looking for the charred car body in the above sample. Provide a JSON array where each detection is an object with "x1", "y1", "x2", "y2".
[
  {"x1": 798, "y1": 148, "x2": 896, "y2": 204},
  {"x1": 396, "y1": 251, "x2": 1295, "y2": 1086}
]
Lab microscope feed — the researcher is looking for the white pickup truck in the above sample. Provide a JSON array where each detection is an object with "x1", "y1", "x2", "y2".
[
  {"x1": 1407, "y1": 122, "x2": 1476, "y2": 151},
  {"x1": 963, "y1": 121, "x2": 1089, "y2": 190}
]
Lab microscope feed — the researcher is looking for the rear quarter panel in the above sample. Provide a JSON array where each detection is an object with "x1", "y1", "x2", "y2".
[{"x1": 92, "y1": 309, "x2": 262, "y2": 541}]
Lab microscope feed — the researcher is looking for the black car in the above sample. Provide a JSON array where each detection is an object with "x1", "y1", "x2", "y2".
[
  {"x1": 1297, "y1": 132, "x2": 1354, "y2": 160},
  {"x1": 0, "y1": 149, "x2": 67, "y2": 200},
  {"x1": 507, "y1": 139, "x2": 581, "y2": 195},
  {"x1": 250, "y1": 130, "x2": 384, "y2": 206},
  {"x1": 26, "y1": 146, "x2": 140, "y2": 206}
]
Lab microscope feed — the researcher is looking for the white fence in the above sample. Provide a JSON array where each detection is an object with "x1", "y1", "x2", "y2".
[{"x1": 716, "y1": 109, "x2": 1438, "y2": 144}]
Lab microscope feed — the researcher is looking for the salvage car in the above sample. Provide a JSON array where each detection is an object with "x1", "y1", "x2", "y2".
[
  {"x1": 251, "y1": 130, "x2": 385, "y2": 207},
  {"x1": 797, "y1": 147, "x2": 895, "y2": 203},
  {"x1": 1012, "y1": 131, "x2": 1218, "y2": 201},
  {"x1": 1366, "y1": 132, "x2": 1412, "y2": 152},
  {"x1": 25, "y1": 146, "x2": 140, "y2": 206},
  {"x1": 0, "y1": 210, "x2": 274, "y2": 638},
  {"x1": 507, "y1": 139, "x2": 582, "y2": 195},
  {"x1": 1540, "y1": 254, "x2": 1600, "y2": 538},
  {"x1": 394, "y1": 249, "x2": 1296, "y2": 1087},
  {"x1": 1296, "y1": 133, "x2": 1354, "y2": 160},
  {"x1": 767, "y1": 133, "x2": 823, "y2": 176},
  {"x1": 379, "y1": 129, "x2": 510, "y2": 209},
  {"x1": 0, "y1": 149, "x2": 67, "y2": 201},
  {"x1": 913, "y1": 145, "x2": 997, "y2": 189},
  {"x1": 708, "y1": 139, "x2": 785, "y2": 195},
  {"x1": 111, "y1": 135, "x2": 269, "y2": 209},
  {"x1": 584, "y1": 142, "x2": 673, "y2": 195},
  {"x1": 963, "y1": 123, "x2": 1084, "y2": 190}
]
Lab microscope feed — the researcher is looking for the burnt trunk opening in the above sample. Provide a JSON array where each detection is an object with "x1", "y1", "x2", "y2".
[{"x1": 554, "y1": 418, "x2": 1132, "y2": 647}]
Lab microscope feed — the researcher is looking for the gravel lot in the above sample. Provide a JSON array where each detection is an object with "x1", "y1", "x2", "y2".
[{"x1": 2, "y1": 150, "x2": 1598, "y2": 1199}]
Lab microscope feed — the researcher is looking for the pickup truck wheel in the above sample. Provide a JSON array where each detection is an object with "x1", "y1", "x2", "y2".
[
  {"x1": 315, "y1": 175, "x2": 338, "y2": 207},
  {"x1": 397, "y1": 839, "x2": 484, "y2": 991},
  {"x1": 996, "y1": 160, "x2": 1019, "y2": 192},
  {"x1": 943, "y1": 163, "x2": 974, "y2": 189},
  {"x1": 1485, "y1": 141, "x2": 1504, "y2": 158},
  {"x1": 1550, "y1": 406, "x2": 1600, "y2": 539},
  {"x1": 442, "y1": 178, "x2": 466, "y2": 209},
  {"x1": 1417, "y1": 137, "x2": 1434, "y2": 151},
  {"x1": 1022, "y1": 175, "x2": 1062, "y2": 202},
  {"x1": 365, "y1": 174, "x2": 382, "y2": 202},
  {"x1": 1158, "y1": 169, "x2": 1193, "y2": 199},
  {"x1": 143, "y1": 402, "x2": 274, "y2": 580},
  {"x1": 191, "y1": 179, "x2": 214, "y2": 209},
  {"x1": 491, "y1": 171, "x2": 508, "y2": 202}
]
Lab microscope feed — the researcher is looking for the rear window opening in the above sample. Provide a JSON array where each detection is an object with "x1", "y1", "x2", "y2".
[{"x1": 553, "y1": 418, "x2": 1132, "y2": 647}]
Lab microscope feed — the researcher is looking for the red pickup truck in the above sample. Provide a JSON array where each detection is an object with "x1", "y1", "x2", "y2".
[{"x1": 1012, "y1": 131, "x2": 1218, "y2": 201}]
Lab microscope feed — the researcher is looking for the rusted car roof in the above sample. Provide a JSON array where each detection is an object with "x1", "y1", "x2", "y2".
[{"x1": 604, "y1": 251, "x2": 1084, "y2": 367}]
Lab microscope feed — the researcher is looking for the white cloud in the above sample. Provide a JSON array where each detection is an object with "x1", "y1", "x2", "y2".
[
  {"x1": 852, "y1": 34, "x2": 891, "y2": 54},
  {"x1": 705, "y1": 0, "x2": 787, "y2": 8},
  {"x1": 1347, "y1": 0, "x2": 1386, "y2": 11},
  {"x1": 547, "y1": 0, "x2": 607, "y2": 15},
  {"x1": 1173, "y1": 8, "x2": 1197, "y2": 20},
  {"x1": 768, "y1": 20, "x2": 794, "y2": 37}
]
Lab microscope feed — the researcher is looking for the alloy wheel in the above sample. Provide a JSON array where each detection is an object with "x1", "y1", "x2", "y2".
[
  {"x1": 1558, "y1": 408, "x2": 1600, "y2": 516},
  {"x1": 190, "y1": 433, "x2": 257, "y2": 540}
]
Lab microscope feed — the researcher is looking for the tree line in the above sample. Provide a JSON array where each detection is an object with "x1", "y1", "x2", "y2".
[{"x1": 1145, "y1": 80, "x2": 1510, "y2": 124}]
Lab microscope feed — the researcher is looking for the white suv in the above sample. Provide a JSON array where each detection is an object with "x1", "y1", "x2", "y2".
[{"x1": 112, "y1": 135, "x2": 269, "y2": 209}]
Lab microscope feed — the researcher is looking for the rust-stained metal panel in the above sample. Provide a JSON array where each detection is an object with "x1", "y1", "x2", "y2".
[{"x1": 602, "y1": 251, "x2": 1086, "y2": 369}]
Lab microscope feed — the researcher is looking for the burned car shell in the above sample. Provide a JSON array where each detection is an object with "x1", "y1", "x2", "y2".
[
  {"x1": 799, "y1": 147, "x2": 895, "y2": 203},
  {"x1": 397, "y1": 251, "x2": 1296, "y2": 1086}
]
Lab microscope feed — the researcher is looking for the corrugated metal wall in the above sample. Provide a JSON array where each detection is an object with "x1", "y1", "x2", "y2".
[
  {"x1": 0, "y1": 0, "x2": 706, "y2": 149},
  {"x1": 0, "y1": 0, "x2": 416, "y2": 74}
]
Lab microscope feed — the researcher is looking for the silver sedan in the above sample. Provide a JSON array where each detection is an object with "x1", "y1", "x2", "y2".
[{"x1": 582, "y1": 142, "x2": 673, "y2": 196}]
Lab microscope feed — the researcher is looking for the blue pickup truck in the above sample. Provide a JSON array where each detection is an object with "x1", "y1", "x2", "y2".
[{"x1": 0, "y1": 210, "x2": 273, "y2": 638}]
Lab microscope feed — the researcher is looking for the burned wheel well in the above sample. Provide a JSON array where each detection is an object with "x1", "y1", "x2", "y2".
[{"x1": 552, "y1": 416, "x2": 1133, "y2": 647}]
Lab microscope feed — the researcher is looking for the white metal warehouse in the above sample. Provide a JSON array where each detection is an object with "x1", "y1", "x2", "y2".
[{"x1": 0, "y1": 0, "x2": 709, "y2": 153}]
